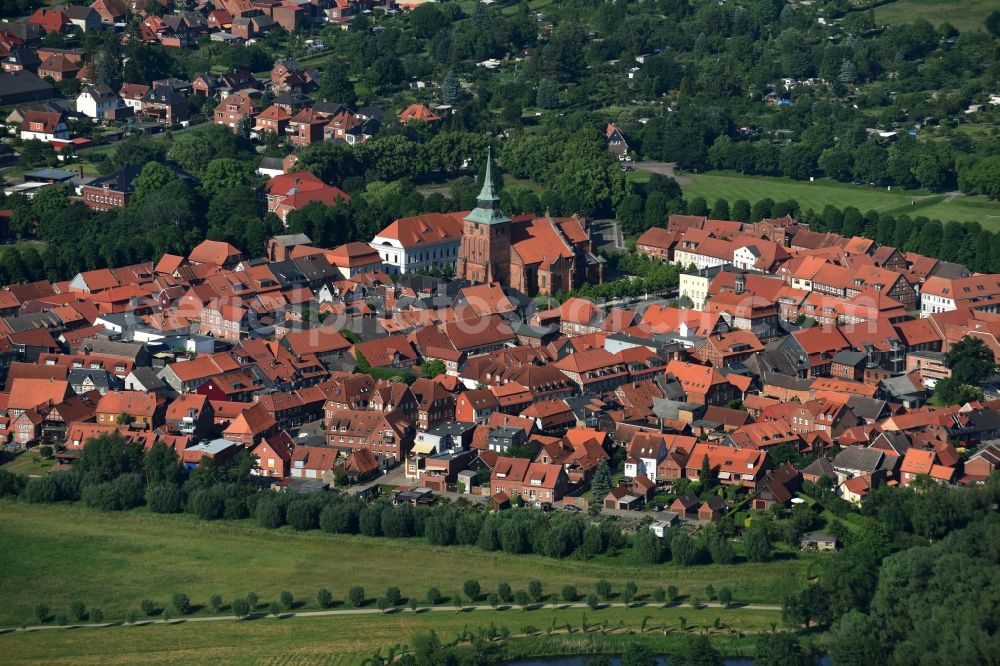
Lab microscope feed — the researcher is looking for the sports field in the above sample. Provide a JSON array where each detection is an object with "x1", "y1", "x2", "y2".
[
  {"x1": 679, "y1": 172, "x2": 1000, "y2": 230},
  {"x1": 0, "y1": 501, "x2": 811, "y2": 628},
  {"x1": 873, "y1": 0, "x2": 996, "y2": 33}
]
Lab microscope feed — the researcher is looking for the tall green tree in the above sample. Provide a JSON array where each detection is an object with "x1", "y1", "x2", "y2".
[{"x1": 590, "y1": 459, "x2": 613, "y2": 503}]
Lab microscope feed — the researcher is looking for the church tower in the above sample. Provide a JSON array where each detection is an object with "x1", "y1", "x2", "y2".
[{"x1": 456, "y1": 148, "x2": 511, "y2": 286}]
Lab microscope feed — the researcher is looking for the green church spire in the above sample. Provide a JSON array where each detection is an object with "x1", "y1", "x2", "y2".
[{"x1": 464, "y1": 147, "x2": 510, "y2": 226}]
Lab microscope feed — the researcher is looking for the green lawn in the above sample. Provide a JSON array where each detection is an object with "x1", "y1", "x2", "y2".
[
  {"x1": 0, "y1": 452, "x2": 56, "y2": 477},
  {"x1": 0, "y1": 501, "x2": 812, "y2": 628},
  {"x1": 0, "y1": 605, "x2": 783, "y2": 665},
  {"x1": 873, "y1": 0, "x2": 996, "y2": 33},
  {"x1": 680, "y1": 171, "x2": 1000, "y2": 230}
]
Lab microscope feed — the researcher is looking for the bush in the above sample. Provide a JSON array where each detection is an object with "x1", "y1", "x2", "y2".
[
  {"x1": 349, "y1": 586, "x2": 365, "y2": 607},
  {"x1": 426, "y1": 586, "x2": 442, "y2": 605},
  {"x1": 146, "y1": 484, "x2": 183, "y2": 513},
  {"x1": 210, "y1": 594, "x2": 223, "y2": 613},
  {"x1": 463, "y1": 579, "x2": 481, "y2": 601},
  {"x1": 595, "y1": 579, "x2": 612, "y2": 600},
  {"x1": 718, "y1": 587, "x2": 733, "y2": 607},
  {"x1": 0, "y1": 469, "x2": 26, "y2": 496},
  {"x1": 279, "y1": 590, "x2": 294, "y2": 610},
  {"x1": 172, "y1": 593, "x2": 191, "y2": 615},
  {"x1": 497, "y1": 582, "x2": 513, "y2": 603},
  {"x1": 269, "y1": 601, "x2": 281, "y2": 617},
  {"x1": 90, "y1": 608, "x2": 104, "y2": 623},
  {"x1": 188, "y1": 488, "x2": 225, "y2": 520},
  {"x1": 319, "y1": 501, "x2": 360, "y2": 534},
  {"x1": 286, "y1": 499, "x2": 320, "y2": 531},
  {"x1": 247, "y1": 591, "x2": 259, "y2": 608},
  {"x1": 232, "y1": 598, "x2": 250, "y2": 619},
  {"x1": 24, "y1": 476, "x2": 58, "y2": 503},
  {"x1": 385, "y1": 586, "x2": 402, "y2": 606},
  {"x1": 671, "y1": 532, "x2": 707, "y2": 565},
  {"x1": 744, "y1": 524, "x2": 773, "y2": 562},
  {"x1": 487, "y1": 592, "x2": 499, "y2": 608},
  {"x1": 561, "y1": 585, "x2": 578, "y2": 603},
  {"x1": 254, "y1": 497, "x2": 284, "y2": 529},
  {"x1": 667, "y1": 586, "x2": 679, "y2": 602},
  {"x1": 586, "y1": 593, "x2": 601, "y2": 610},
  {"x1": 623, "y1": 581, "x2": 638, "y2": 604},
  {"x1": 513, "y1": 590, "x2": 531, "y2": 608},
  {"x1": 633, "y1": 529, "x2": 668, "y2": 563},
  {"x1": 81, "y1": 473, "x2": 144, "y2": 511},
  {"x1": 70, "y1": 601, "x2": 87, "y2": 621},
  {"x1": 34, "y1": 604, "x2": 48, "y2": 624},
  {"x1": 223, "y1": 497, "x2": 248, "y2": 520},
  {"x1": 140, "y1": 599, "x2": 157, "y2": 616},
  {"x1": 317, "y1": 588, "x2": 333, "y2": 609},
  {"x1": 126, "y1": 609, "x2": 138, "y2": 624},
  {"x1": 652, "y1": 587, "x2": 666, "y2": 604},
  {"x1": 527, "y1": 580, "x2": 543, "y2": 603}
]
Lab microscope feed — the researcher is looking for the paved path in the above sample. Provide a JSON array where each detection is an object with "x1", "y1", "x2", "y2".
[{"x1": 0, "y1": 601, "x2": 781, "y2": 633}]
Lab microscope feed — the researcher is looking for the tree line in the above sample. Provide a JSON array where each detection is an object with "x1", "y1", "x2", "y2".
[
  {"x1": 780, "y1": 474, "x2": 1000, "y2": 664},
  {"x1": 0, "y1": 433, "x2": 787, "y2": 570}
]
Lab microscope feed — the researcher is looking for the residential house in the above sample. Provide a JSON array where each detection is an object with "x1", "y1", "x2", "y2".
[
  {"x1": 605, "y1": 122, "x2": 629, "y2": 159},
  {"x1": 20, "y1": 109, "x2": 67, "y2": 141},
  {"x1": 95, "y1": 390, "x2": 166, "y2": 430},
  {"x1": 636, "y1": 227, "x2": 679, "y2": 262},
  {"x1": 623, "y1": 431, "x2": 668, "y2": 482},
  {"x1": 119, "y1": 83, "x2": 149, "y2": 111},
  {"x1": 141, "y1": 84, "x2": 188, "y2": 124},
  {"x1": 664, "y1": 360, "x2": 751, "y2": 406},
  {"x1": 490, "y1": 456, "x2": 568, "y2": 503},
  {"x1": 264, "y1": 171, "x2": 351, "y2": 223},
  {"x1": 288, "y1": 107, "x2": 327, "y2": 146},
  {"x1": 251, "y1": 431, "x2": 294, "y2": 478},
  {"x1": 399, "y1": 103, "x2": 440, "y2": 124},
  {"x1": 324, "y1": 407, "x2": 413, "y2": 463},
  {"x1": 76, "y1": 83, "x2": 120, "y2": 119},
  {"x1": 213, "y1": 91, "x2": 257, "y2": 131}
]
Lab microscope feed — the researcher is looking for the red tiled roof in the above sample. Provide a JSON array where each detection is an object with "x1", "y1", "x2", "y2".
[
  {"x1": 188, "y1": 240, "x2": 241, "y2": 266},
  {"x1": 399, "y1": 103, "x2": 440, "y2": 123},
  {"x1": 374, "y1": 213, "x2": 464, "y2": 248},
  {"x1": 97, "y1": 390, "x2": 162, "y2": 417}
]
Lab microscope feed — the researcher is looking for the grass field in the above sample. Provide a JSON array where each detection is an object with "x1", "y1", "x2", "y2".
[
  {"x1": 0, "y1": 501, "x2": 812, "y2": 628},
  {"x1": 679, "y1": 171, "x2": 1000, "y2": 230},
  {"x1": 0, "y1": 605, "x2": 783, "y2": 665},
  {"x1": 0, "y1": 452, "x2": 56, "y2": 477},
  {"x1": 873, "y1": 0, "x2": 996, "y2": 33}
]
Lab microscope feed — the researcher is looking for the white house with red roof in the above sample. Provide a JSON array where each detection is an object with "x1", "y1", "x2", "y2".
[{"x1": 369, "y1": 212, "x2": 465, "y2": 275}]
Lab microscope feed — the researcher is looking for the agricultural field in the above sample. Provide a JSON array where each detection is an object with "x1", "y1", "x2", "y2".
[
  {"x1": 872, "y1": 0, "x2": 997, "y2": 33},
  {"x1": 678, "y1": 171, "x2": 1000, "y2": 230},
  {"x1": 0, "y1": 501, "x2": 811, "y2": 628},
  {"x1": 0, "y1": 605, "x2": 783, "y2": 665}
]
